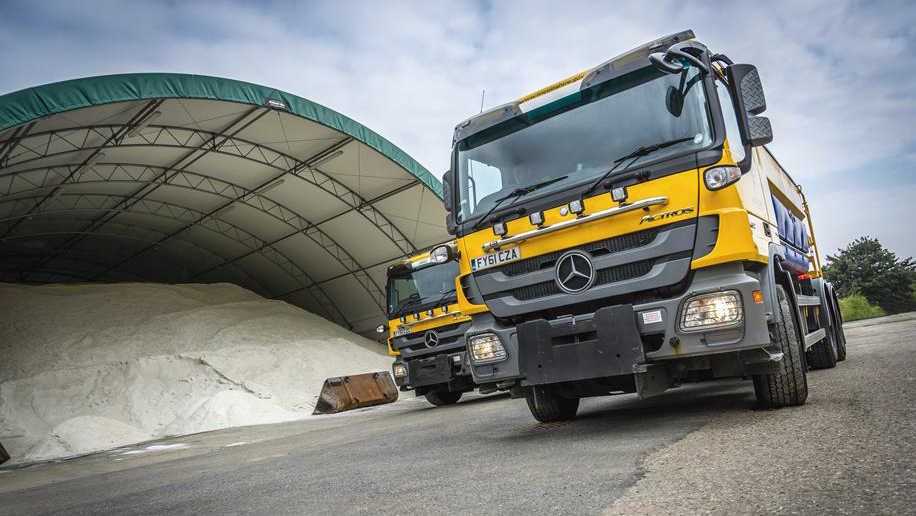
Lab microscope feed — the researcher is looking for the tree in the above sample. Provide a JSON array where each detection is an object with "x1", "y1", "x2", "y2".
[{"x1": 823, "y1": 237, "x2": 916, "y2": 314}]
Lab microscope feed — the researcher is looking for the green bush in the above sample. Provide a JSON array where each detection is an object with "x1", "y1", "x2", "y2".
[{"x1": 838, "y1": 295, "x2": 886, "y2": 321}]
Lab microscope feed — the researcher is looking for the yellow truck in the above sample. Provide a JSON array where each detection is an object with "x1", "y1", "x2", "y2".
[
  {"x1": 381, "y1": 242, "x2": 486, "y2": 406},
  {"x1": 441, "y1": 30, "x2": 847, "y2": 421}
]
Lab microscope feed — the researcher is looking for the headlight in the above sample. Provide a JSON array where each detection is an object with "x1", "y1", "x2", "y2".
[
  {"x1": 679, "y1": 290, "x2": 743, "y2": 331},
  {"x1": 376, "y1": 324, "x2": 387, "y2": 334},
  {"x1": 468, "y1": 333, "x2": 507, "y2": 363},
  {"x1": 492, "y1": 222, "x2": 507, "y2": 236},
  {"x1": 703, "y1": 165, "x2": 741, "y2": 190},
  {"x1": 430, "y1": 244, "x2": 451, "y2": 263},
  {"x1": 392, "y1": 363, "x2": 408, "y2": 378}
]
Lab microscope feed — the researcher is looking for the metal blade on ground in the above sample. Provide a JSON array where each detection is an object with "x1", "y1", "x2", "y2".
[{"x1": 312, "y1": 371, "x2": 399, "y2": 415}]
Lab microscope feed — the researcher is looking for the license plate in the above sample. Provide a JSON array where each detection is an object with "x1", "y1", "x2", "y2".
[
  {"x1": 394, "y1": 328, "x2": 411, "y2": 337},
  {"x1": 471, "y1": 247, "x2": 522, "y2": 272}
]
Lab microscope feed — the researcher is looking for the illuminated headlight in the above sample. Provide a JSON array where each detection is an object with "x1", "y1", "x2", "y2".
[
  {"x1": 468, "y1": 333, "x2": 507, "y2": 363},
  {"x1": 611, "y1": 186, "x2": 627, "y2": 202},
  {"x1": 392, "y1": 363, "x2": 408, "y2": 378},
  {"x1": 529, "y1": 211, "x2": 544, "y2": 226},
  {"x1": 492, "y1": 222, "x2": 507, "y2": 236},
  {"x1": 568, "y1": 199, "x2": 584, "y2": 215},
  {"x1": 430, "y1": 244, "x2": 451, "y2": 263},
  {"x1": 679, "y1": 291, "x2": 744, "y2": 331},
  {"x1": 703, "y1": 166, "x2": 742, "y2": 190},
  {"x1": 376, "y1": 324, "x2": 387, "y2": 334}
]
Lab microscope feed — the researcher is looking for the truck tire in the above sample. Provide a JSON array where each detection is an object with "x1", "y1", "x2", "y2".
[
  {"x1": 833, "y1": 298, "x2": 848, "y2": 362},
  {"x1": 424, "y1": 389, "x2": 462, "y2": 406},
  {"x1": 807, "y1": 317, "x2": 838, "y2": 370},
  {"x1": 525, "y1": 385, "x2": 579, "y2": 422},
  {"x1": 753, "y1": 285, "x2": 808, "y2": 408}
]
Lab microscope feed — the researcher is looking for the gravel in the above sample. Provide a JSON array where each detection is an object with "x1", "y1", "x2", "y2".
[{"x1": 605, "y1": 313, "x2": 916, "y2": 515}]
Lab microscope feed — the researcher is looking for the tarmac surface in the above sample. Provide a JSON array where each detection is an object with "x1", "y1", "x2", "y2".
[{"x1": 1, "y1": 313, "x2": 913, "y2": 516}]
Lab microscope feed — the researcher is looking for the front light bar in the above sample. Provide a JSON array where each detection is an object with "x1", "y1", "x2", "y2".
[{"x1": 482, "y1": 196, "x2": 667, "y2": 252}]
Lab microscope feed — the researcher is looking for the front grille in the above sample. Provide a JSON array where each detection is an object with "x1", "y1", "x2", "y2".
[
  {"x1": 512, "y1": 258, "x2": 655, "y2": 301},
  {"x1": 490, "y1": 227, "x2": 660, "y2": 277}
]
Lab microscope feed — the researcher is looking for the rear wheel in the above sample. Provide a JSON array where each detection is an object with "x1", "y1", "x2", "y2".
[
  {"x1": 833, "y1": 295, "x2": 848, "y2": 362},
  {"x1": 753, "y1": 285, "x2": 808, "y2": 408},
  {"x1": 424, "y1": 389, "x2": 462, "y2": 406},
  {"x1": 807, "y1": 315, "x2": 838, "y2": 370},
  {"x1": 525, "y1": 385, "x2": 580, "y2": 422}
]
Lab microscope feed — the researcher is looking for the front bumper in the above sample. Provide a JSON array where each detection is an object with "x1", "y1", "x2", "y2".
[
  {"x1": 465, "y1": 262, "x2": 771, "y2": 386},
  {"x1": 393, "y1": 350, "x2": 470, "y2": 390}
]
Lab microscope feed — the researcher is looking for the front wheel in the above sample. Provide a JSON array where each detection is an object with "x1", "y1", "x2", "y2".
[
  {"x1": 753, "y1": 284, "x2": 808, "y2": 408},
  {"x1": 525, "y1": 385, "x2": 579, "y2": 422},
  {"x1": 424, "y1": 389, "x2": 462, "y2": 406}
]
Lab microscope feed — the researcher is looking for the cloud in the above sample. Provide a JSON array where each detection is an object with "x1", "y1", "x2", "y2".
[{"x1": 1, "y1": 0, "x2": 914, "y2": 257}]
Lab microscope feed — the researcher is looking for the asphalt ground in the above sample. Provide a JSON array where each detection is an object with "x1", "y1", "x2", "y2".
[{"x1": 1, "y1": 314, "x2": 912, "y2": 516}]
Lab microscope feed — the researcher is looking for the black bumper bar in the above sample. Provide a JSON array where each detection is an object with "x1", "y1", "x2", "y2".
[{"x1": 518, "y1": 304, "x2": 645, "y2": 386}]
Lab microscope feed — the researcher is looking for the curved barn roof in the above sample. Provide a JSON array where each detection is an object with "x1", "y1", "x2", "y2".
[{"x1": 0, "y1": 73, "x2": 449, "y2": 334}]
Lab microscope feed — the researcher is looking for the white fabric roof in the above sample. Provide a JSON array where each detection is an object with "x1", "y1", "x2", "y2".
[{"x1": 0, "y1": 74, "x2": 448, "y2": 334}]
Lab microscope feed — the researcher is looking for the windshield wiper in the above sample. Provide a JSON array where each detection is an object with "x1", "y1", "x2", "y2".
[
  {"x1": 432, "y1": 289, "x2": 457, "y2": 308},
  {"x1": 584, "y1": 136, "x2": 695, "y2": 196},
  {"x1": 393, "y1": 293, "x2": 422, "y2": 315},
  {"x1": 472, "y1": 175, "x2": 569, "y2": 230}
]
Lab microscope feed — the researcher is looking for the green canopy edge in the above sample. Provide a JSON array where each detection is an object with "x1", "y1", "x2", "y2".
[{"x1": 0, "y1": 72, "x2": 442, "y2": 198}]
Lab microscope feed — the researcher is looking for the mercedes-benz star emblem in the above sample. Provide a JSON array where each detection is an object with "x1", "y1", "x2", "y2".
[
  {"x1": 555, "y1": 250, "x2": 595, "y2": 293},
  {"x1": 424, "y1": 331, "x2": 440, "y2": 347}
]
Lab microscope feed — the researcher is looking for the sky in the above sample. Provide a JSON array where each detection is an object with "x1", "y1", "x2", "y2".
[{"x1": 1, "y1": 0, "x2": 914, "y2": 260}]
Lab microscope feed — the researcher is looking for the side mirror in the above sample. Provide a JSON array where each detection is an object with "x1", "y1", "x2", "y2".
[
  {"x1": 726, "y1": 64, "x2": 773, "y2": 147},
  {"x1": 441, "y1": 169, "x2": 454, "y2": 213},
  {"x1": 442, "y1": 169, "x2": 458, "y2": 234}
]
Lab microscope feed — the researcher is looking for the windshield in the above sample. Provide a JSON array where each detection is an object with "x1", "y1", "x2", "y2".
[
  {"x1": 387, "y1": 260, "x2": 460, "y2": 318},
  {"x1": 455, "y1": 65, "x2": 712, "y2": 222}
]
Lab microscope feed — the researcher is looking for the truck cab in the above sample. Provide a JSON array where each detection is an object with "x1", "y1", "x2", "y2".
[
  {"x1": 441, "y1": 31, "x2": 846, "y2": 421},
  {"x1": 383, "y1": 243, "x2": 479, "y2": 406}
]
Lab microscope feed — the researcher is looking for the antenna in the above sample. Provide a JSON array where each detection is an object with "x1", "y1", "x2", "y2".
[{"x1": 480, "y1": 90, "x2": 486, "y2": 113}]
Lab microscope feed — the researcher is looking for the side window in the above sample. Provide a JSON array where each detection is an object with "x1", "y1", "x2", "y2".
[
  {"x1": 715, "y1": 79, "x2": 747, "y2": 164},
  {"x1": 466, "y1": 159, "x2": 502, "y2": 213}
]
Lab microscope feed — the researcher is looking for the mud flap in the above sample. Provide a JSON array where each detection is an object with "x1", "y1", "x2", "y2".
[
  {"x1": 634, "y1": 363, "x2": 673, "y2": 399},
  {"x1": 312, "y1": 371, "x2": 399, "y2": 415}
]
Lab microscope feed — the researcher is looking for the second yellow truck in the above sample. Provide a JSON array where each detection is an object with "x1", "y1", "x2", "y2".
[{"x1": 382, "y1": 242, "x2": 484, "y2": 406}]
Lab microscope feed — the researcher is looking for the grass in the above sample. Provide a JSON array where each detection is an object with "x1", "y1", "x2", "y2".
[{"x1": 838, "y1": 295, "x2": 886, "y2": 322}]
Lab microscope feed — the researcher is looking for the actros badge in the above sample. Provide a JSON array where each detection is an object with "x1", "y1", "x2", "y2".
[{"x1": 640, "y1": 206, "x2": 694, "y2": 224}]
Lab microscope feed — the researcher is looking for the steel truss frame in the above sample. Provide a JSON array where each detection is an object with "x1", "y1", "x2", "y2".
[{"x1": 0, "y1": 113, "x2": 429, "y2": 328}]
